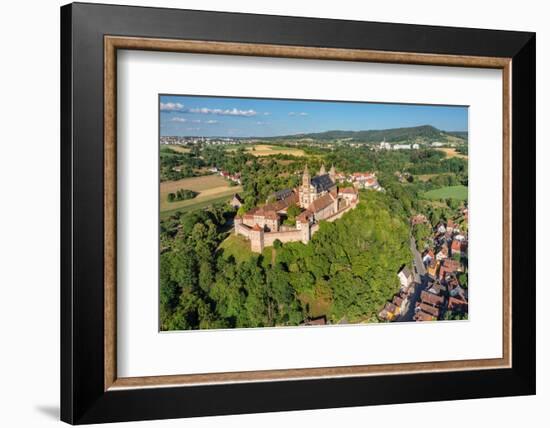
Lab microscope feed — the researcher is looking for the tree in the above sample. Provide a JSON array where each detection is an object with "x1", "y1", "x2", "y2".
[
  {"x1": 160, "y1": 162, "x2": 418, "y2": 330},
  {"x1": 457, "y1": 270, "x2": 468, "y2": 289},
  {"x1": 412, "y1": 223, "x2": 432, "y2": 250},
  {"x1": 285, "y1": 203, "x2": 301, "y2": 226},
  {"x1": 444, "y1": 310, "x2": 468, "y2": 321}
]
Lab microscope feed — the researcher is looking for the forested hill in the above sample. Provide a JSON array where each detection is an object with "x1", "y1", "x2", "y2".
[
  {"x1": 159, "y1": 190, "x2": 411, "y2": 330},
  {"x1": 263, "y1": 125, "x2": 466, "y2": 143}
]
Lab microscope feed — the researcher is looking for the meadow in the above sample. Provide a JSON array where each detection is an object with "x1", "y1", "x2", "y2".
[
  {"x1": 160, "y1": 174, "x2": 242, "y2": 216},
  {"x1": 422, "y1": 185, "x2": 468, "y2": 201}
]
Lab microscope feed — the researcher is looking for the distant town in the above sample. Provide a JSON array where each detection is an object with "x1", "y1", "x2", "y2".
[{"x1": 161, "y1": 135, "x2": 455, "y2": 150}]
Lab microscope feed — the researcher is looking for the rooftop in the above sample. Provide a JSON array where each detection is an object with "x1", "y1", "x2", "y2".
[
  {"x1": 309, "y1": 192, "x2": 336, "y2": 213},
  {"x1": 420, "y1": 290, "x2": 444, "y2": 306},
  {"x1": 310, "y1": 174, "x2": 335, "y2": 192}
]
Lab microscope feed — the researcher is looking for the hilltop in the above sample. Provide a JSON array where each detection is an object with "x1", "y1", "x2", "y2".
[{"x1": 261, "y1": 125, "x2": 467, "y2": 144}]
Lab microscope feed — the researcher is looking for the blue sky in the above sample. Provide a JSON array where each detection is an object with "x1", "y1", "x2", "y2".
[{"x1": 160, "y1": 95, "x2": 468, "y2": 138}]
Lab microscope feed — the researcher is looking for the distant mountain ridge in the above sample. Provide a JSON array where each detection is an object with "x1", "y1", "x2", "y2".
[{"x1": 261, "y1": 125, "x2": 467, "y2": 143}]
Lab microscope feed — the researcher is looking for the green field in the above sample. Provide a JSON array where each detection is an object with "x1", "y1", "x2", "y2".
[
  {"x1": 218, "y1": 234, "x2": 254, "y2": 263},
  {"x1": 422, "y1": 185, "x2": 468, "y2": 201},
  {"x1": 160, "y1": 174, "x2": 242, "y2": 218},
  {"x1": 161, "y1": 193, "x2": 237, "y2": 218}
]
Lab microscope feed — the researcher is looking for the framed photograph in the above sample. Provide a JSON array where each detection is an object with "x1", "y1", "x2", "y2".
[{"x1": 61, "y1": 2, "x2": 535, "y2": 424}]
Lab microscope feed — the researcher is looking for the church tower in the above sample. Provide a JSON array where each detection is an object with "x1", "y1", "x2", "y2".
[
  {"x1": 300, "y1": 164, "x2": 311, "y2": 208},
  {"x1": 302, "y1": 164, "x2": 311, "y2": 187},
  {"x1": 319, "y1": 163, "x2": 326, "y2": 176},
  {"x1": 329, "y1": 164, "x2": 336, "y2": 182}
]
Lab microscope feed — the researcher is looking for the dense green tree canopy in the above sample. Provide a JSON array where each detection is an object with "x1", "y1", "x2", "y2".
[{"x1": 160, "y1": 190, "x2": 410, "y2": 330}]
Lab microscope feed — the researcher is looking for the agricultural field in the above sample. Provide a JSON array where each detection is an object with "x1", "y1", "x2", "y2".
[
  {"x1": 416, "y1": 173, "x2": 454, "y2": 182},
  {"x1": 243, "y1": 144, "x2": 306, "y2": 157},
  {"x1": 160, "y1": 174, "x2": 242, "y2": 216},
  {"x1": 422, "y1": 185, "x2": 468, "y2": 201},
  {"x1": 164, "y1": 144, "x2": 191, "y2": 153},
  {"x1": 437, "y1": 147, "x2": 468, "y2": 159}
]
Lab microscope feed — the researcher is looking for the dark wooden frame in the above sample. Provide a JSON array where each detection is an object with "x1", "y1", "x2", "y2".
[{"x1": 61, "y1": 2, "x2": 536, "y2": 424}]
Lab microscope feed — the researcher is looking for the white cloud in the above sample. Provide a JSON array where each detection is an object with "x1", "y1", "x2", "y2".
[
  {"x1": 160, "y1": 102, "x2": 184, "y2": 111},
  {"x1": 189, "y1": 107, "x2": 257, "y2": 117},
  {"x1": 288, "y1": 112, "x2": 308, "y2": 116},
  {"x1": 186, "y1": 127, "x2": 200, "y2": 131},
  {"x1": 263, "y1": 112, "x2": 271, "y2": 116},
  {"x1": 172, "y1": 118, "x2": 218, "y2": 124}
]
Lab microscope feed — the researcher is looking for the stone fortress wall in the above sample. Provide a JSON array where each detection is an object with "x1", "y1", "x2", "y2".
[
  {"x1": 235, "y1": 199, "x2": 357, "y2": 253},
  {"x1": 234, "y1": 164, "x2": 361, "y2": 253}
]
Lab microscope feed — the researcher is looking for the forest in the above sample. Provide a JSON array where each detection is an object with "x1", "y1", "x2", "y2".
[
  {"x1": 262, "y1": 124, "x2": 462, "y2": 143},
  {"x1": 159, "y1": 191, "x2": 410, "y2": 330}
]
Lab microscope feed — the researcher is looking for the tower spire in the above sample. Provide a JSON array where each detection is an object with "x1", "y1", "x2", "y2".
[
  {"x1": 303, "y1": 164, "x2": 310, "y2": 187},
  {"x1": 319, "y1": 163, "x2": 326, "y2": 175},
  {"x1": 329, "y1": 164, "x2": 336, "y2": 182}
]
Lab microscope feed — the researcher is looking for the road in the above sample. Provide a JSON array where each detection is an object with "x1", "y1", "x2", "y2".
[{"x1": 395, "y1": 236, "x2": 430, "y2": 322}]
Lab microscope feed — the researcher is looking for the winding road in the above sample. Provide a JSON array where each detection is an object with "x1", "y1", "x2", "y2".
[{"x1": 395, "y1": 236, "x2": 430, "y2": 322}]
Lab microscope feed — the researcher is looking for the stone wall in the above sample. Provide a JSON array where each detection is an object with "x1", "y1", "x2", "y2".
[
  {"x1": 250, "y1": 228, "x2": 264, "y2": 253},
  {"x1": 234, "y1": 200, "x2": 358, "y2": 253},
  {"x1": 262, "y1": 229, "x2": 306, "y2": 248},
  {"x1": 324, "y1": 201, "x2": 356, "y2": 223},
  {"x1": 235, "y1": 221, "x2": 252, "y2": 239}
]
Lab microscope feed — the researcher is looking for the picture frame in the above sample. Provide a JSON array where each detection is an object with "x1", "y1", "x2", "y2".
[{"x1": 61, "y1": 2, "x2": 535, "y2": 424}]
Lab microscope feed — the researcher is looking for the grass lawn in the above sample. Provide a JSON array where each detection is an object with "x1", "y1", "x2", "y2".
[
  {"x1": 218, "y1": 234, "x2": 255, "y2": 264},
  {"x1": 422, "y1": 185, "x2": 468, "y2": 201}
]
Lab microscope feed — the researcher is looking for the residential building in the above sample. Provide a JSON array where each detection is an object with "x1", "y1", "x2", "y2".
[
  {"x1": 230, "y1": 193, "x2": 243, "y2": 209},
  {"x1": 398, "y1": 266, "x2": 414, "y2": 289}
]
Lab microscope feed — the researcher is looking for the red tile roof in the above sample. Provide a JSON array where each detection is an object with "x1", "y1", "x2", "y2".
[
  {"x1": 414, "y1": 311, "x2": 436, "y2": 321},
  {"x1": 384, "y1": 302, "x2": 398, "y2": 313},
  {"x1": 418, "y1": 303, "x2": 439, "y2": 317},
  {"x1": 448, "y1": 296, "x2": 468, "y2": 311},
  {"x1": 297, "y1": 209, "x2": 312, "y2": 222},
  {"x1": 442, "y1": 259, "x2": 461, "y2": 271},
  {"x1": 392, "y1": 296, "x2": 404, "y2": 307},
  {"x1": 420, "y1": 290, "x2": 444, "y2": 306},
  {"x1": 309, "y1": 193, "x2": 335, "y2": 213},
  {"x1": 451, "y1": 239, "x2": 462, "y2": 252},
  {"x1": 339, "y1": 187, "x2": 357, "y2": 194}
]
